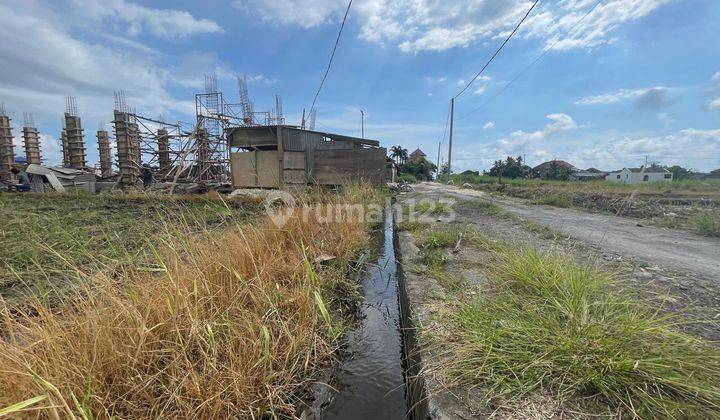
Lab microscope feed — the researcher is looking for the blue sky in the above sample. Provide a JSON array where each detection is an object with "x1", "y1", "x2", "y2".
[{"x1": 1, "y1": 0, "x2": 719, "y2": 171}]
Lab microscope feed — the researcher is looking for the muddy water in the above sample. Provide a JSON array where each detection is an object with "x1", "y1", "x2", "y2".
[{"x1": 322, "y1": 208, "x2": 408, "y2": 419}]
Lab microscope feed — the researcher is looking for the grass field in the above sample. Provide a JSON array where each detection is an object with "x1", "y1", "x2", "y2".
[
  {"x1": 0, "y1": 186, "x2": 382, "y2": 418},
  {"x1": 0, "y1": 192, "x2": 262, "y2": 295},
  {"x1": 450, "y1": 173, "x2": 720, "y2": 195}
]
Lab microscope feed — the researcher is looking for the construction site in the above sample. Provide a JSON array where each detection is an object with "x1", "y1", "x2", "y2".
[{"x1": 0, "y1": 75, "x2": 388, "y2": 194}]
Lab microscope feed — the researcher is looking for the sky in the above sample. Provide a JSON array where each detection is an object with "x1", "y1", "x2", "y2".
[{"x1": 1, "y1": 0, "x2": 719, "y2": 172}]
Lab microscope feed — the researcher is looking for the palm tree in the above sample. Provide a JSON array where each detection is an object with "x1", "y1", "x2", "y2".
[
  {"x1": 390, "y1": 146, "x2": 402, "y2": 165},
  {"x1": 398, "y1": 147, "x2": 409, "y2": 166}
]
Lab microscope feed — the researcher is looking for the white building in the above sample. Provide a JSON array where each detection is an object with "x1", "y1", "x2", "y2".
[{"x1": 605, "y1": 166, "x2": 673, "y2": 184}]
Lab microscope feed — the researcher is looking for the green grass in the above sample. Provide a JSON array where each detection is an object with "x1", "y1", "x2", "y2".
[
  {"x1": 690, "y1": 212, "x2": 720, "y2": 237},
  {"x1": 460, "y1": 198, "x2": 505, "y2": 216},
  {"x1": 419, "y1": 226, "x2": 463, "y2": 249},
  {"x1": 428, "y1": 266, "x2": 464, "y2": 292},
  {"x1": 451, "y1": 174, "x2": 720, "y2": 194},
  {"x1": 396, "y1": 220, "x2": 428, "y2": 232},
  {"x1": 0, "y1": 192, "x2": 259, "y2": 289},
  {"x1": 443, "y1": 243, "x2": 720, "y2": 418},
  {"x1": 415, "y1": 226, "x2": 468, "y2": 291},
  {"x1": 397, "y1": 173, "x2": 418, "y2": 183}
]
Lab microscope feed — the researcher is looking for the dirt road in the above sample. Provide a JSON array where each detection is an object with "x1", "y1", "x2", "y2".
[{"x1": 415, "y1": 183, "x2": 720, "y2": 281}]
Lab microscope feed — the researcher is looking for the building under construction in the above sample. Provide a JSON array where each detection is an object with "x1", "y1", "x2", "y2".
[{"x1": 1, "y1": 73, "x2": 388, "y2": 192}]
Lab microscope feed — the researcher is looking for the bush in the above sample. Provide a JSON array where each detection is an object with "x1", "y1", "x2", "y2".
[
  {"x1": 443, "y1": 245, "x2": 720, "y2": 417},
  {"x1": 691, "y1": 213, "x2": 720, "y2": 237},
  {"x1": 397, "y1": 173, "x2": 418, "y2": 183}
]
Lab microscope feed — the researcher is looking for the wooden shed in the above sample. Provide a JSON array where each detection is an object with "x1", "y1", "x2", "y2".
[{"x1": 227, "y1": 126, "x2": 387, "y2": 188}]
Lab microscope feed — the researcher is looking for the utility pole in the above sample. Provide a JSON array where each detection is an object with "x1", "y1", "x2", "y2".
[
  {"x1": 436, "y1": 140, "x2": 442, "y2": 179},
  {"x1": 360, "y1": 109, "x2": 365, "y2": 138},
  {"x1": 447, "y1": 98, "x2": 454, "y2": 184}
]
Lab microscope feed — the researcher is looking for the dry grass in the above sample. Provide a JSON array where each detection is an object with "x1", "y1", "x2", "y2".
[{"x1": 0, "y1": 186, "x2": 380, "y2": 418}]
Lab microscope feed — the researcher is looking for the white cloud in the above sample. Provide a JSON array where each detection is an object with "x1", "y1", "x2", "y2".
[
  {"x1": 658, "y1": 112, "x2": 674, "y2": 128},
  {"x1": 576, "y1": 86, "x2": 669, "y2": 109},
  {"x1": 0, "y1": 1, "x2": 226, "y2": 164},
  {"x1": 238, "y1": 0, "x2": 671, "y2": 53},
  {"x1": 709, "y1": 70, "x2": 720, "y2": 109},
  {"x1": 474, "y1": 86, "x2": 487, "y2": 96},
  {"x1": 545, "y1": 113, "x2": 577, "y2": 133},
  {"x1": 234, "y1": 0, "x2": 347, "y2": 28},
  {"x1": 483, "y1": 121, "x2": 495, "y2": 130},
  {"x1": 72, "y1": 0, "x2": 223, "y2": 39}
]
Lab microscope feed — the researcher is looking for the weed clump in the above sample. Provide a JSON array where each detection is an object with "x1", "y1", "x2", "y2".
[
  {"x1": 0, "y1": 187, "x2": 379, "y2": 418},
  {"x1": 690, "y1": 212, "x2": 720, "y2": 237},
  {"x1": 444, "y1": 245, "x2": 720, "y2": 418}
]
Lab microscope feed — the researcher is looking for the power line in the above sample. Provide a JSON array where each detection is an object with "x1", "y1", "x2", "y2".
[
  {"x1": 460, "y1": 0, "x2": 604, "y2": 120},
  {"x1": 308, "y1": 0, "x2": 353, "y2": 115},
  {"x1": 454, "y1": 0, "x2": 540, "y2": 99}
]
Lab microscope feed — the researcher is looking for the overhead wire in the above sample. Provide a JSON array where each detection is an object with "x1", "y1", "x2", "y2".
[
  {"x1": 308, "y1": 0, "x2": 353, "y2": 115},
  {"x1": 454, "y1": 0, "x2": 540, "y2": 99},
  {"x1": 459, "y1": 0, "x2": 605, "y2": 120}
]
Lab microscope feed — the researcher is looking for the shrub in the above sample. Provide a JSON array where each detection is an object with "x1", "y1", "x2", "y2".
[{"x1": 442, "y1": 245, "x2": 720, "y2": 417}]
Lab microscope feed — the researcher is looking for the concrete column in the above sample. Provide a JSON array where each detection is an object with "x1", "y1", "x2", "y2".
[
  {"x1": 22, "y1": 126, "x2": 42, "y2": 165},
  {"x1": 64, "y1": 113, "x2": 86, "y2": 169},
  {"x1": 114, "y1": 110, "x2": 140, "y2": 185},
  {"x1": 0, "y1": 115, "x2": 14, "y2": 182},
  {"x1": 157, "y1": 128, "x2": 171, "y2": 174},
  {"x1": 97, "y1": 130, "x2": 112, "y2": 178}
]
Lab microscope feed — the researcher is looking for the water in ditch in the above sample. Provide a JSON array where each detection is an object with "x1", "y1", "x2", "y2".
[{"x1": 322, "y1": 208, "x2": 408, "y2": 419}]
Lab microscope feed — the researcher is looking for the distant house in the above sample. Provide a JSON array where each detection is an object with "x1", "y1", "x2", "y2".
[
  {"x1": 606, "y1": 166, "x2": 673, "y2": 184},
  {"x1": 533, "y1": 160, "x2": 575, "y2": 173},
  {"x1": 409, "y1": 148, "x2": 427, "y2": 163},
  {"x1": 532, "y1": 159, "x2": 576, "y2": 179}
]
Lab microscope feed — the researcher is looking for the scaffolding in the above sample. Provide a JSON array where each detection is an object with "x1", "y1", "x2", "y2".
[
  {"x1": 184, "y1": 74, "x2": 229, "y2": 182},
  {"x1": 64, "y1": 96, "x2": 87, "y2": 170}
]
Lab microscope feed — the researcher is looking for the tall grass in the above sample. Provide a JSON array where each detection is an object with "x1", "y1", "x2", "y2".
[
  {"x1": 442, "y1": 244, "x2": 720, "y2": 418},
  {"x1": 0, "y1": 186, "x2": 379, "y2": 418},
  {"x1": 690, "y1": 212, "x2": 720, "y2": 237}
]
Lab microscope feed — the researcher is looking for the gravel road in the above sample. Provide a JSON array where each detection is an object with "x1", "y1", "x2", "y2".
[{"x1": 415, "y1": 183, "x2": 720, "y2": 282}]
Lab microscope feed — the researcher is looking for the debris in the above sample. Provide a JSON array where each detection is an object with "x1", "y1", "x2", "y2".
[
  {"x1": 453, "y1": 233, "x2": 463, "y2": 254},
  {"x1": 25, "y1": 164, "x2": 96, "y2": 193},
  {"x1": 462, "y1": 183, "x2": 473, "y2": 189},
  {"x1": 314, "y1": 254, "x2": 336, "y2": 263}
]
